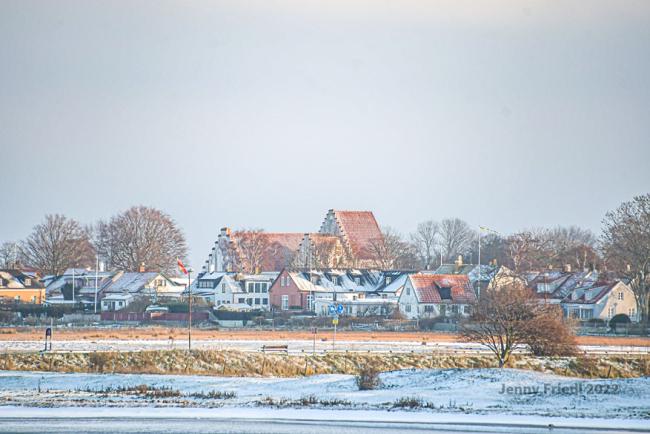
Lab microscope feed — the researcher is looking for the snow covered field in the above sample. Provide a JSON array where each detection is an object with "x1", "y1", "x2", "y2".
[
  {"x1": 0, "y1": 368, "x2": 648, "y2": 421},
  {"x1": 1, "y1": 338, "x2": 647, "y2": 355}
]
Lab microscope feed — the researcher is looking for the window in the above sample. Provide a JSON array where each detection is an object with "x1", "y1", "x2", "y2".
[
  {"x1": 262, "y1": 283, "x2": 268, "y2": 293},
  {"x1": 440, "y1": 305, "x2": 447, "y2": 316},
  {"x1": 246, "y1": 299, "x2": 252, "y2": 306},
  {"x1": 405, "y1": 304, "x2": 411, "y2": 313},
  {"x1": 255, "y1": 283, "x2": 261, "y2": 293},
  {"x1": 463, "y1": 305, "x2": 470, "y2": 314},
  {"x1": 248, "y1": 283, "x2": 254, "y2": 292},
  {"x1": 24, "y1": 278, "x2": 31, "y2": 286},
  {"x1": 406, "y1": 287, "x2": 410, "y2": 295},
  {"x1": 386, "y1": 277, "x2": 392, "y2": 285},
  {"x1": 355, "y1": 277, "x2": 360, "y2": 285},
  {"x1": 254, "y1": 298, "x2": 260, "y2": 305},
  {"x1": 424, "y1": 305, "x2": 434, "y2": 313},
  {"x1": 281, "y1": 295, "x2": 289, "y2": 310},
  {"x1": 222, "y1": 283, "x2": 226, "y2": 293},
  {"x1": 608, "y1": 306, "x2": 616, "y2": 318},
  {"x1": 262, "y1": 298, "x2": 268, "y2": 305},
  {"x1": 31, "y1": 296, "x2": 37, "y2": 303},
  {"x1": 307, "y1": 295, "x2": 314, "y2": 311},
  {"x1": 629, "y1": 307, "x2": 636, "y2": 316},
  {"x1": 238, "y1": 298, "x2": 245, "y2": 304},
  {"x1": 618, "y1": 292, "x2": 624, "y2": 301},
  {"x1": 439, "y1": 287, "x2": 452, "y2": 300}
]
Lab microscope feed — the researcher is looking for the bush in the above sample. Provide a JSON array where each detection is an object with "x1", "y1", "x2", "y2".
[{"x1": 355, "y1": 365, "x2": 382, "y2": 390}]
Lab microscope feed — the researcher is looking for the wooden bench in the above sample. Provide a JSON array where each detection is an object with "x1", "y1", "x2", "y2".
[{"x1": 261, "y1": 345, "x2": 288, "y2": 354}]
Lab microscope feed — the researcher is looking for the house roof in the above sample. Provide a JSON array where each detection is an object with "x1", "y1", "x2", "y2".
[
  {"x1": 408, "y1": 274, "x2": 476, "y2": 304},
  {"x1": 331, "y1": 211, "x2": 382, "y2": 260},
  {"x1": 103, "y1": 272, "x2": 161, "y2": 294},
  {"x1": 561, "y1": 281, "x2": 621, "y2": 305},
  {"x1": 0, "y1": 270, "x2": 45, "y2": 289}
]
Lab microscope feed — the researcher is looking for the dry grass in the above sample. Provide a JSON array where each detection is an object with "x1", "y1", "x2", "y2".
[{"x1": 1, "y1": 349, "x2": 648, "y2": 379}]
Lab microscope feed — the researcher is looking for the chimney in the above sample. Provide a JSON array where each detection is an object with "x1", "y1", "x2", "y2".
[
  {"x1": 139, "y1": 262, "x2": 146, "y2": 273},
  {"x1": 454, "y1": 255, "x2": 463, "y2": 267},
  {"x1": 564, "y1": 264, "x2": 572, "y2": 273}
]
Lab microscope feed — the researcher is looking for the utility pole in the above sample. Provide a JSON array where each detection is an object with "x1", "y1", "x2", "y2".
[
  {"x1": 94, "y1": 256, "x2": 99, "y2": 314},
  {"x1": 188, "y1": 268, "x2": 192, "y2": 351}
]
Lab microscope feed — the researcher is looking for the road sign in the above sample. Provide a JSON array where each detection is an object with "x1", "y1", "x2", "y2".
[
  {"x1": 332, "y1": 318, "x2": 339, "y2": 325},
  {"x1": 336, "y1": 304, "x2": 344, "y2": 315},
  {"x1": 328, "y1": 304, "x2": 336, "y2": 315}
]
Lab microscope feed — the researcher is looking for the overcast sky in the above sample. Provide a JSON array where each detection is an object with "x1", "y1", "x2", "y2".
[{"x1": 1, "y1": 0, "x2": 649, "y2": 268}]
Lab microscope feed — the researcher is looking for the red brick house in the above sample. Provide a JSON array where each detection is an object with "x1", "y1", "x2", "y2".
[{"x1": 269, "y1": 269, "x2": 315, "y2": 311}]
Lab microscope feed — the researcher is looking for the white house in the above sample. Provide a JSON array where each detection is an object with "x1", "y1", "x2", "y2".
[
  {"x1": 101, "y1": 293, "x2": 135, "y2": 311},
  {"x1": 561, "y1": 281, "x2": 638, "y2": 323},
  {"x1": 398, "y1": 274, "x2": 476, "y2": 320},
  {"x1": 190, "y1": 271, "x2": 278, "y2": 310}
]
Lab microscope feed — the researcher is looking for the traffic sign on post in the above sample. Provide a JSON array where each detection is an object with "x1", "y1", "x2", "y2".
[
  {"x1": 328, "y1": 304, "x2": 336, "y2": 315},
  {"x1": 336, "y1": 304, "x2": 344, "y2": 315}
]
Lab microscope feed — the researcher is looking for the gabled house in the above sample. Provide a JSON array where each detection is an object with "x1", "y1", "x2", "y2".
[
  {"x1": 190, "y1": 271, "x2": 277, "y2": 310},
  {"x1": 398, "y1": 274, "x2": 476, "y2": 319},
  {"x1": 561, "y1": 281, "x2": 638, "y2": 323},
  {"x1": 433, "y1": 259, "x2": 495, "y2": 296},
  {"x1": 45, "y1": 268, "x2": 119, "y2": 307},
  {"x1": 0, "y1": 269, "x2": 46, "y2": 304},
  {"x1": 101, "y1": 272, "x2": 185, "y2": 309},
  {"x1": 200, "y1": 209, "x2": 385, "y2": 273},
  {"x1": 269, "y1": 268, "x2": 412, "y2": 316}
]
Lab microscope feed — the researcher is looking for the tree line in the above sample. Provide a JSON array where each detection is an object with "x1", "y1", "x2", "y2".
[{"x1": 0, "y1": 206, "x2": 188, "y2": 276}]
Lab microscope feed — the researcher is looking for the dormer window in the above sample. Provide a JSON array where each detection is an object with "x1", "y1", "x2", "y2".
[
  {"x1": 439, "y1": 287, "x2": 452, "y2": 300},
  {"x1": 24, "y1": 278, "x2": 31, "y2": 286},
  {"x1": 385, "y1": 277, "x2": 392, "y2": 285},
  {"x1": 354, "y1": 277, "x2": 360, "y2": 285}
]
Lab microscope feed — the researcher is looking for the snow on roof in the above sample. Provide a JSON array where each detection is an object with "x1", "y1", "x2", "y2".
[
  {"x1": 102, "y1": 293, "x2": 135, "y2": 301},
  {"x1": 103, "y1": 272, "x2": 161, "y2": 294}
]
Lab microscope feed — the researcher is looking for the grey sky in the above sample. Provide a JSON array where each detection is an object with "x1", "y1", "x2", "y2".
[{"x1": 1, "y1": 0, "x2": 649, "y2": 269}]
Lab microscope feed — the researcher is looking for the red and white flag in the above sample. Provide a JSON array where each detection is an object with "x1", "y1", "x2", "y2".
[{"x1": 177, "y1": 258, "x2": 188, "y2": 275}]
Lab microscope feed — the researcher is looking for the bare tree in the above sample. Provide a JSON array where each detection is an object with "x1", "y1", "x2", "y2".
[
  {"x1": 0, "y1": 242, "x2": 20, "y2": 268},
  {"x1": 461, "y1": 284, "x2": 577, "y2": 367},
  {"x1": 505, "y1": 230, "x2": 550, "y2": 274},
  {"x1": 232, "y1": 229, "x2": 270, "y2": 274},
  {"x1": 601, "y1": 194, "x2": 650, "y2": 333},
  {"x1": 20, "y1": 214, "x2": 95, "y2": 275},
  {"x1": 368, "y1": 227, "x2": 416, "y2": 269},
  {"x1": 545, "y1": 226, "x2": 599, "y2": 270},
  {"x1": 439, "y1": 218, "x2": 476, "y2": 263},
  {"x1": 95, "y1": 206, "x2": 187, "y2": 275},
  {"x1": 410, "y1": 220, "x2": 439, "y2": 270}
]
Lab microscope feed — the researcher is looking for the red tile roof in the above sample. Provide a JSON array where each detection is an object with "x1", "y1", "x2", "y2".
[
  {"x1": 409, "y1": 274, "x2": 476, "y2": 304},
  {"x1": 333, "y1": 211, "x2": 382, "y2": 260}
]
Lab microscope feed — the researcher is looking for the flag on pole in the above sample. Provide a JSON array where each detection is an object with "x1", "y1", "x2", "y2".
[{"x1": 177, "y1": 258, "x2": 188, "y2": 275}]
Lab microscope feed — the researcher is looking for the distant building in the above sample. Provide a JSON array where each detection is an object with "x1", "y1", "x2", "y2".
[
  {"x1": 269, "y1": 268, "x2": 413, "y2": 316},
  {"x1": 0, "y1": 269, "x2": 46, "y2": 304},
  {"x1": 102, "y1": 272, "x2": 185, "y2": 304},
  {"x1": 190, "y1": 271, "x2": 277, "y2": 310},
  {"x1": 397, "y1": 273, "x2": 476, "y2": 320},
  {"x1": 201, "y1": 209, "x2": 384, "y2": 273},
  {"x1": 561, "y1": 281, "x2": 638, "y2": 323}
]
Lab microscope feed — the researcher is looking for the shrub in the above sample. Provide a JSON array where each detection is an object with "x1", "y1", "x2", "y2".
[{"x1": 355, "y1": 365, "x2": 382, "y2": 390}]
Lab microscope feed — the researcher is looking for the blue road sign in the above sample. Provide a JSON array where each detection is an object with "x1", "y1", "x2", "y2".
[
  {"x1": 336, "y1": 304, "x2": 344, "y2": 314},
  {"x1": 328, "y1": 304, "x2": 336, "y2": 315}
]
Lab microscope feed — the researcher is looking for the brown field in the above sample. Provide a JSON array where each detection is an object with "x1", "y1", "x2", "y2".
[{"x1": 1, "y1": 326, "x2": 649, "y2": 347}]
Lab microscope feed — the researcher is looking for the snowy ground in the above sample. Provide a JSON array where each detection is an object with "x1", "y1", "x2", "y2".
[
  {"x1": 1, "y1": 338, "x2": 647, "y2": 354},
  {"x1": 0, "y1": 369, "x2": 648, "y2": 421}
]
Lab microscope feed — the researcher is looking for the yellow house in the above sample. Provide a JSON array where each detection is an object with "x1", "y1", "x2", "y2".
[{"x1": 0, "y1": 270, "x2": 46, "y2": 304}]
